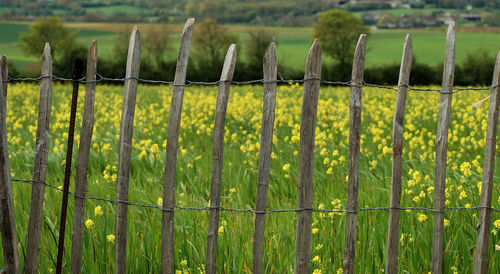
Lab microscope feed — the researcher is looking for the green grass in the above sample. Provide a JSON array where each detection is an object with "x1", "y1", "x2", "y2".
[
  {"x1": 2, "y1": 21, "x2": 500, "y2": 72},
  {"x1": 84, "y1": 4, "x2": 148, "y2": 16},
  {"x1": 1, "y1": 82, "x2": 499, "y2": 272},
  {"x1": 350, "y1": 8, "x2": 463, "y2": 18}
]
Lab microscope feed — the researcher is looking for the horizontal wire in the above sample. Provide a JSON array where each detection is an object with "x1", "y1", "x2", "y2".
[
  {"x1": 11, "y1": 178, "x2": 500, "y2": 214},
  {"x1": 5, "y1": 73, "x2": 500, "y2": 94}
]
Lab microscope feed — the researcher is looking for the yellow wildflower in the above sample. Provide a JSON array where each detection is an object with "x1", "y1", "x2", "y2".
[
  {"x1": 417, "y1": 213, "x2": 428, "y2": 223},
  {"x1": 85, "y1": 219, "x2": 94, "y2": 229},
  {"x1": 94, "y1": 205, "x2": 103, "y2": 216},
  {"x1": 157, "y1": 197, "x2": 163, "y2": 207},
  {"x1": 494, "y1": 219, "x2": 500, "y2": 228},
  {"x1": 107, "y1": 234, "x2": 115, "y2": 244},
  {"x1": 282, "y1": 164, "x2": 290, "y2": 172}
]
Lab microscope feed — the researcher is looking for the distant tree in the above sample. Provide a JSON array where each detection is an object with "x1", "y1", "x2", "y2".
[
  {"x1": 481, "y1": 12, "x2": 500, "y2": 26},
  {"x1": 19, "y1": 17, "x2": 80, "y2": 60},
  {"x1": 457, "y1": 49, "x2": 495, "y2": 85},
  {"x1": 143, "y1": 25, "x2": 172, "y2": 68},
  {"x1": 245, "y1": 28, "x2": 276, "y2": 71},
  {"x1": 192, "y1": 17, "x2": 238, "y2": 81},
  {"x1": 19, "y1": 17, "x2": 86, "y2": 76},
  {"x1": 313, "y1": 9, "x2": 369, "y2": 79}
]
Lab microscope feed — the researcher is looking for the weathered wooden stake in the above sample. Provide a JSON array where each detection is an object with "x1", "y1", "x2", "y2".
[
  {"x1": 115, "y1": 27, "x2": 141, "y2": 274},
  {"x1": 431, "y1": 22, "x2": 456, "y2": 274},
  {"x1": 162, "y1": 18, "x2": 195, "y2": 274},
  {"x1": 0, "y1": 56, "x2": 20, "y2": 274},
  {"x1": 205, "y1": 44, "x2": 237, "y2": 274},
  {"x1": 294, "y1": 38, "x2": 321, "y2": 274},
  {"x1": 343, "y1": 34, "x2": 367, "y2": 274},
  {"x1": 26, "y1": 43, "x2": 53, "y2": 274},
  {"x1": 473, "y1": 50, "x2": 500, "y2": 274},
  {"x1": 70, "y1": 40, "x2": 97, "y2": 274},
  {"x1": 252, "y1": 42, "x2": 278, "y2": 274},
  {"x1": 385, "y1": 34, "x2": 413, "y2": 274}
]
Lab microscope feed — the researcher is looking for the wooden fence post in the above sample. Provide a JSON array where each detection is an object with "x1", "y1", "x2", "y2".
[
  {"x1": 115, "y1": 27, "x2": 141, "y2": 274},
  {"x1": 342, "y1": 34, "x2": 367, "y2": 274},
  {"x1": 0, "y1": 56, "x2": 20, "y2": 274},
  {"x1": 252, "y1": 42, "x2": 278, "y2": 274},
  {"x1": 431, "y1": 22, "x2": 456, "y2": 274},
  {"x1": 26, "y1": 43, "x2": 53, "y2": 274},
  {"x1": 161, "y1": 18, "x2": 195, "y2": 274},
  {"x1": 70, "y1": 40, "x2": 97, "y2": 274},
  {"x1": 294, "y1": 39, "x2": 321, "y2": 274},
  {"x1": 205, "y1": 44, "x2": 237, "y2": 274},
  {"x1": 473, "y1": 50, "x2": 500, "y2": 274},
  {"x1": 385, "y1": 34, "x2": 413, "y2": 274}
]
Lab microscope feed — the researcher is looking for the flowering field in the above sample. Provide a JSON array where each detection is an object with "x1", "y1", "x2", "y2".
[{"x1": 3, "y1": 82, "x2": 500, "y2": 273}]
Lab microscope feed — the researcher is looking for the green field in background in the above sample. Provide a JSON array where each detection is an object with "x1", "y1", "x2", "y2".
[{"x1": 1, "y1": 21, "x2": 500, "y2": 72}]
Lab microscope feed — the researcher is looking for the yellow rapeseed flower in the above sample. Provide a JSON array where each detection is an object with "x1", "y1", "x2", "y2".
[
  {"x1": 94, "y1": 205, "x2": 103, "y2": 216},
  {"x1": 417, "y1": 213, "x2": 428, "y2": 223},
  {"x1": 157, "y1": 197, "x2": 163, "y2": 207},
  {"x1": 85, "y1": 219, "x2": 94, "y2": 229},
  {"x1": 494, "y1": 219, "x2": 500, "y2": 228},
  {"x1": 282, "y1": 164, "x2": 290, "y2": 172},
  {"x1": 107, "y1": 234, "x2": 115, "y2": 244}
]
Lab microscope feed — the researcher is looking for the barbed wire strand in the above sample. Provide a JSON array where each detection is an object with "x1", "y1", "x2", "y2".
[
  {"x1": 6, "y1": 73, "x2": 500, "y2": 95},
  {"x1": 11, "y1": 178, "x2": 500, "y2": 214}
]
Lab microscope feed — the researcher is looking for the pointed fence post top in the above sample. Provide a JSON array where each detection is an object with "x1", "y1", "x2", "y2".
[
  {"x1": 354, "y1": 34, "x2": 367, "y2": 62},
  {"x1": 126, "y1": 26, "x2": 141, "y2": 78},
  {"x1": 42, "y1": 43, "x2": 52, "y2": 76},
  {"x1": 441, "y1": 22, "x2": 456, "y2": 92},
  {"x1": 183, "y1": 18, "x2": 195, "y2": 33},
  {"x1": 219, "y1": 44, "x2": 237, "y2": 82},
  {"x1": 43, "y1": 42, "x2": 51, "y2": 59},
  {"x1": 404, "y1": 33, "x2": 412, "y2": 50},
  {"x1": 492, "y1": 50, "x2": 500, "y2": 85},
  {"x1": 264, "y1": 42, "x2": 277, "y2": 61},
  {"x1": 305, "y1": 39, "x2": 321, "y2": 77},
  {"x1": 89, "y1": 40, "x2": 97, "y2": 62}
]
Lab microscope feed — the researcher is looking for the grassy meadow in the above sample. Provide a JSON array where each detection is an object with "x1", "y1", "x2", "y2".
[
  {"x1": 1, "y1": 82, "x2": 499, "y2": 272},
  {"x1": 2, "y1": 21, "x2": 500, "y2": 73}
]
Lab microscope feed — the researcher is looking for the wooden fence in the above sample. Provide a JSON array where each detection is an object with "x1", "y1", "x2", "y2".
[{"x1": 0, "y1": 18, "x2": 499, "y2": 274}]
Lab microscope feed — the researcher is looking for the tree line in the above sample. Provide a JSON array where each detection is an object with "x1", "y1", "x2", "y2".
[{"x1": 13, "y1": 15, "x2": 497, "y2": 86}]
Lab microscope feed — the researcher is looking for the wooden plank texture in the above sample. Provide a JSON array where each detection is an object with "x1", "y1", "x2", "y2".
[
  {"x1": 431, "y1": 22, "x2": 456, "y2": 274},
  {"x1": 473, "y1": 50, "x2": 500, "y2": 274},
  {"x1": 115, "y1": 27, "x2": 141, "y2": 274},
  {"x1": 252, "y1": 42, "x2": 278, "y2": 274},
  {"x1": 385, "y1": 34, "x2": 413, "y2": 274},
  {"x1": 294, "y1": 39, "x2": 321, "y2": 274},
  {"x1": 0, "y1": 56, "x2": 20, "y2": 273},
  {"x1": 70, "y1": 40, "x2": 97, "y2": 274},
  {"x1": 205, "y1": 44, "x2": 237, "y2": 274},
  {"x1": 26, "y1": 43, "x2": 53, "y2": 274},
  {"x1": 342, "y1": 34, "x2": 367, "y2": 274},
  {"x1": 161, "y1": 18, "x2": 195, "y2": 274}
]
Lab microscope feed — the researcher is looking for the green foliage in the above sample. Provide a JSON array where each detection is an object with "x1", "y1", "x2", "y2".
[
  {"x1": 18, "y1": 17, "x2": 79, "y2": 60},
  {"x1": 456, "y1": 49, "x2": 495, "y2": 86},
  {"x1": 244, "y1": 28, "x2": 276, "y2": 75},
  {"x1": 314, "y1": 9, "x2": 369, "y2": 79},
  {"x1": 191, "y1": 17, "x2": 238, "y2": 81},
  {"x1": 18, "y1": 17, "x2": 87, "y2": 77}
]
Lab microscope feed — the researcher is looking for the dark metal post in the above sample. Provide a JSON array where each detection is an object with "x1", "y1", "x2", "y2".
[{"x1": 56, "y1": 59, "x2": 83, "y2": 274}]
